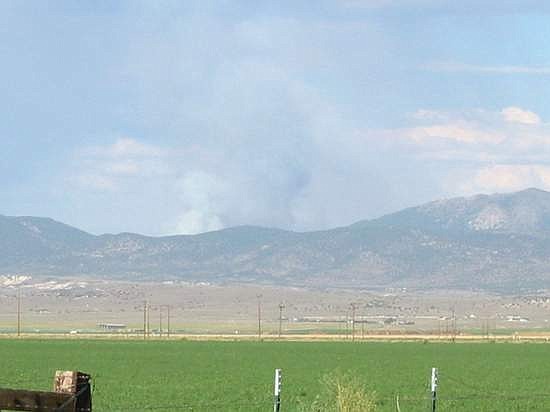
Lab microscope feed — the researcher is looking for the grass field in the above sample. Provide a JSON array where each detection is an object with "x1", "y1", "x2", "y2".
[{"x1": 1, "y1": 339, "x2": 550, "y2": 411}]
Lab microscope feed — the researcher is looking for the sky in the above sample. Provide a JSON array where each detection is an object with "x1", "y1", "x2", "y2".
[{"x1": 2, "y1": 0, "x2": 550, "y2": 235}]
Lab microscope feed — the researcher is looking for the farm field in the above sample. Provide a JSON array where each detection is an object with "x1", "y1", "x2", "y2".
[{"x1": 1, "y1": 340, "x2": 550, "y2": 411}]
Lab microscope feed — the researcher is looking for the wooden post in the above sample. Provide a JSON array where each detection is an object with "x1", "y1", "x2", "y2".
[
  {"x1": 143, "y1": 301, "x2": 147, "y2": 340},
  {"x1": 146, "y1": 301, "x2": 150, "y2": 338},
  {"x1": 257, "y1": 295, "x2": 262, "y2": 341},
  {"x1": 345, "y1": 312, "x2": 349, "y2": 340},
  {"x1": 0, "y1": 371, "x2": 91, "y2": 412},
  {"x1": 451, "y1": 308, "x2": 456, "y2": 341},
  {"x1": 0, "y1": 389, "x2": 74, "y2": 411},
  {"x1": 278, "y1": 303, "x2": 285, "y2": 339},
  {"x1": 159, "y1": 307, "x2": 163, "y2": 338},
  {"x1": 350, "y1": 303, "x2": 357, "y2": 342},
  {"x1": 54, "y1": 371, "x2": 92, "y2": 412},
  {"x1": 17, "y1": 287, "x2": 21, "y2": 337},
  {"x1": 167, "y1": 305, "x2": 171, "y2": 338}
]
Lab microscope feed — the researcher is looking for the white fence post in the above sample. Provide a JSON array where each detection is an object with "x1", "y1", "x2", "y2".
[
  {"x1": 273, "y1": 368, "x2": 282, "y2": 412},
  {"x1": 430, "y1": 367, "x2": 438, "y2": 412}
]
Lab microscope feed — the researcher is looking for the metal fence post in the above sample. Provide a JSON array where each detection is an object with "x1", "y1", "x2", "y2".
[
  {"x1": 273, "y1": 369, "x2": 282, "y2": 412},
  {"x1": 430, "y1": 367, "x2": 438, "y2": 412}
]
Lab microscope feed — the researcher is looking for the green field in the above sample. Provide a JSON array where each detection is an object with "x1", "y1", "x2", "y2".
[{"x1": 1, "y1": 339, "x2": 549, "y2": 411}]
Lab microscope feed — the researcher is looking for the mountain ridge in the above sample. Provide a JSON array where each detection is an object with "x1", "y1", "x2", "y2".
[{"x1": 2, "y1": 188, "x2": 550, "y2": 292}]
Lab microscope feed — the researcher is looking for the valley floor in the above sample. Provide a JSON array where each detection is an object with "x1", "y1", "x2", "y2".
[{"x1": 2, "y1": 277, "x2": 550, "y2": 336}]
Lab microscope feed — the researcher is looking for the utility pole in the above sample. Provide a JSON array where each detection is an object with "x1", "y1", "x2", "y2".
[
  {"x1": 159, "y1": 306, "x2": 163, "y2": 338},
  {"x1": 278, "y1": 303, "x2": 285, "y2": 339},
  {"x1": 17, "y1": 287, "x2": 21, "y2": 337},
  {"x1": 257, "y1": 295, "x2": 262, "y2": 341},
  {"x1": 350, "y1": 303, "x2": 357, "y2": 342},
  {"x1": 483, "y1": 318, "x2": 491, "y2": 339},
  {"x1": 143, "y1": 301, "x2": 148, "y2": 340},
  {"x1": 147, "y1": 301, "x2": 150, "y2": 338},
  {"x1": 167, "y1": 305, "x2": 171, "y2": 338},
  {"x1": 452, "y1": 307, "x2": 456, "y2": 340},
  {"x1": 345, "y1": 312, "x2": 349, "y2": 340}
]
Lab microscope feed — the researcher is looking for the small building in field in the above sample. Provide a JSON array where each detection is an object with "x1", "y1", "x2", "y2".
[{"x1": 98, "y1": 323, "x2": 127, "y2": 331}]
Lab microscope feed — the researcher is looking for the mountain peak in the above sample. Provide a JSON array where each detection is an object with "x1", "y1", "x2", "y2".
[
  {"x1": 373, "y1": 187, "x2": 550, "y2": 236},
  {"x1": 518, "y1": 187, "x2": 549, "y2": 194}
]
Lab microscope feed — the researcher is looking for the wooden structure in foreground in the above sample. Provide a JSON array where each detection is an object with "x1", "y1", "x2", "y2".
[{"x1": 0, "y1": 371, "x2": 91, "y2": 412}]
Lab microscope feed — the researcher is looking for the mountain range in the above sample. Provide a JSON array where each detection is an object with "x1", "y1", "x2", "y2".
[{"x1": 3, "y1": 188, "x2": 550, "y2": 292}]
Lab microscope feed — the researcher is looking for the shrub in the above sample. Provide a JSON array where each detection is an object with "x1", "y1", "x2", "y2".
[{"x1": 299, "y1": 371, "x2": 377, "y2": 412}]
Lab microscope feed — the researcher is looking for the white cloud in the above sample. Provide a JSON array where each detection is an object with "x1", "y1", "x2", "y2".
[
  {"x1": 105, "y1": 161, "x2": 141, "y2": 176},
  {"x1": 72, "y1": 138, "x2": 173, "y2": 192},
  {"x1": 425, "y1": 62, "x2": 550, "y2": 75},
  {"x1": 89, "y1": 138, "x2": 166, "y2": 158},
  {"x1": 376, "y1": 107, "x2": 550, "y2": 197},
  {"x1": 390, "y1": 107, "x2": 549, "y2": 154},
  {"x1": 409, "y1": 109, "x2": 451, "y2": 122},
  {"x1": 501, "y1": 106, "x2": 541, "y2": 125},
  {"x1": 404, "y1": 123, "x2": 503, "y2": 144},
  {"x1": 341, "y1": 0, "x2": 404, "y2": 7},
  {"x1": 342, "y1": 1, "x2": 550, "y2": 14},
  {"x1": 462, "y1": 165, "x2": 550, "y2": 194},
  {"x1": 70, "y1": 174, "x2": 116, "y2": 191}
]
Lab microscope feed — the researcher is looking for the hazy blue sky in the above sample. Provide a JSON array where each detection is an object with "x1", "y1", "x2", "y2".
[{"x1": 2, "y1": 1, "x2": 550, "y2": 235}]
